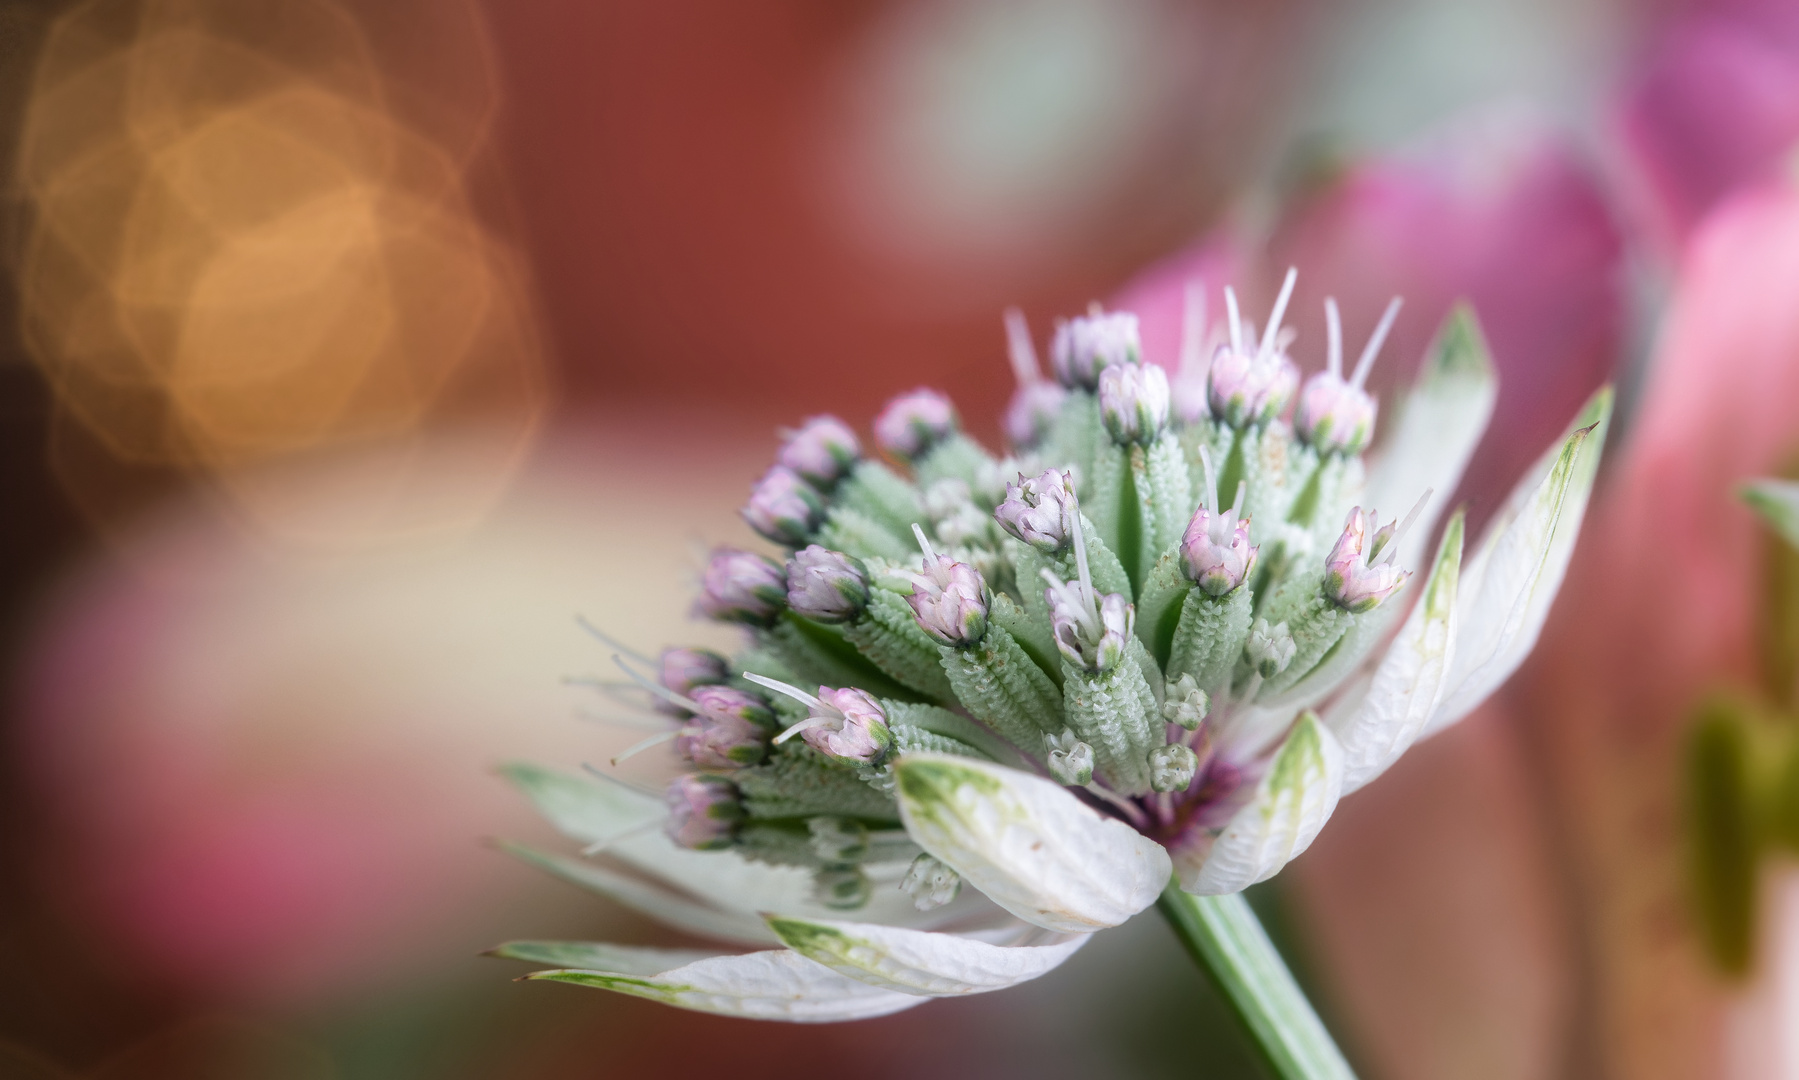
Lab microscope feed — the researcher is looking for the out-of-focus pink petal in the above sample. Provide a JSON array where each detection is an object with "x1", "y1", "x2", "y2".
[
  {"x1": 1615, "y1": 3, "x2": 1799, "y2": 253},
  {"x1": 1288, "y1": 702, "x2": 1574, "y2": 1080},
  {"x1": 1107, "y1": 232, "x2": 1244, "y2": 371},
  {"x1": 1267, "y1": 116, "x2": 1624, "y2": 529},
  {"x1": 1515, "y1": 181, "x2": 1799, "y2": 1078}
]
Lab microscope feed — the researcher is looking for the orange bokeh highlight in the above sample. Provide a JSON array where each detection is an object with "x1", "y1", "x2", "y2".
[{"x1": 16, "y1": 0, "x2": 546, "y2": 546}]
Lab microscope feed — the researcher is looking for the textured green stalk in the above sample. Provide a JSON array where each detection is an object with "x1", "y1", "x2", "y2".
[
  {"x1": 841, "y1": 590, "x2": 958, "y2": 701},
  {"x1": 1158, "y1": 886, "x2": 1358, "y2": 1080}
]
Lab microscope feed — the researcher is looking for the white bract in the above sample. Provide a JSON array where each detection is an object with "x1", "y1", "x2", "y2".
[{"x1": 494, "y1": 281, "x2": 1609, "y2": 1021}]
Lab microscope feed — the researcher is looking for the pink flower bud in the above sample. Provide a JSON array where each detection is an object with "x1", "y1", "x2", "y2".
[
  {"x1": 1323, "y1": 507, "x2": 1411, "y2": 613},
  {"x1": 1004, "y1": 380, "x2": 1068, "y2": 447},
  {"x1": 994, "y1": 468, "x2": 1079, "y2": 554},
  {"x1": 801, "y1": 686, "x2": 894, "y2": 766},
  {"x1": 1050, "y1": 310, "x2": 1141, "y2": 389},
  {"x1": 1180, "y1": 506, "x2": 1258, "y2": 596},
  {"x1": 741, "y1": 464, "x2": 825, "y2": 546},
  {"x1": 1207, "y1": 343, "x2": 1299, "y2": 428},
  {"x1": 658, "y1": 647, "x2": 730, "y2": 698},
  {"x1": 696, "y1": 548, "x2": 787, "y2": 626},
  {"x1": 1295, "y1": 371, "x2": 1377, "y2": 455},
  {"x1": 664, "y1": 774, "x2": 743, "y2": 851},
  {"x1": 1046, "y1": 584, "x2": 1133, "y2": 673},
  {"x1": 1098, "y1": 361, "x2": 1171, "y2": 444},
  {"x1": 778, "y1": 415, "x2": 861, "y2": 488},
  {"x1": 906, "y1": 555, "x2": 988, "y2": 647},
  {"x1": 873, "y1": 388, "x2": 958, "y2": 461},
  {"x1": 784, "y1": 545, "x2": 871, "y2": 624}
]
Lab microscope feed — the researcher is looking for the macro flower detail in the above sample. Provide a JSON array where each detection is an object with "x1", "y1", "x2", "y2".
[
  {"x1": 1207, "y1": 270, "x2": 1303, "y2": 428},
  {"x1": 873, "y1": 388, "x2": 958, "y2": 461},
  {"x1": 1050, "y1": 308, "x2": 1141, "y2": 389},
  {"x1": 785, "y1": 545, "x2": 871, "y2": 624},
  {"x1": 1002, "y1": 307, "x2": 1069, "y2": 447},
  {"x1": 778, "y1": 415, "x2": 862, "y2": 488},
  {"x1": 742, "y1": 464, "x2": 826, "y2": 546},
  {"x1": 695, "y1": 548, "x2": 787, "y2": 626},
  {"x1": 1294, "y1": 298, "x2": 1398, "y2": 456},
  {"x1": 994, "y1": 468, "x2": 1080, "y2": 554},
  {"x1": 659, "y1": 647, "x2": 730, "y2": 699},
  {"x1": 1098, "y1": 360, "x2": 1171, "y2": 445},
  {"x1": 496, "y1": 273, "x2": 1609, "y2": 1027}
]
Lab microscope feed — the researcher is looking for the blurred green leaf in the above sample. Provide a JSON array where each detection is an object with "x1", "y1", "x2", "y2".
[
  {"x1": 1685, "y1": 696, "x2": 1762, "y2": 977},
  {"x1": 1743, "y1": 478, "x2": 1799, "y2": 709}
]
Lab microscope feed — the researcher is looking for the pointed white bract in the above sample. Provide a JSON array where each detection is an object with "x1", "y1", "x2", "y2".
[
  {"x1": 766, "y1": 916, "x2": 1088, "y2": 996},
  {"x1": 894, "y1": 754, "x2": 1171, "y2": 933},
  {"x1": 498, "y1": 286, "x2": 1604, "y2": 1024},
  {"x1": 1177, "y1": 712, "x2": 1345, "y2": 895}
]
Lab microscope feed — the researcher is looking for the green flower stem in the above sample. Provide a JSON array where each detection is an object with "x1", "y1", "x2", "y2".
[{"x1": 1157, "y1": 884, "x2": 1357, "y2": 1080}]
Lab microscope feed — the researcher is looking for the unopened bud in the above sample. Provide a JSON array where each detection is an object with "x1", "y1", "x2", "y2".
[
  {"x1": 1323, "y1": 507, "x2": 1411, "y2": 613},
  {"x1": 907, "y1": 555, "x2": 989, "y2": 647},
  {"x1": 1149, "y1": 743, "x2": 1199, "y2": 793},
  {"x1": 675, "y1": 685, "x2": 777, "y2": 768},
  {"x1": 901, "y1": 854, "x2": 962, "y2": 911},
  {"x1": 788, "y1": 686, "x2": 894, "y2": 766},
  {"x1": 659, "y1": 647, "x2": 730, "y2": 698},
  {"x1": 1180, "y1": 507, "x2": 1258, "y2": 597},
  {"x1": 1207, "y1": 344, "x2": 1299, "y2": 428},
  {"x1": 1050, "y1": 309, "x2": 1140, "y2": 389},
  {"x1": 1098, "y1": 361, "x2": 1170, "y2": 445},
  {"x1": 696, "y1": 548, "x2": 787, "y2": 626},
  {"x1": 994, "y1": 468, "x2": 1079, "y2": 554},
  {"x1": 1005, "y1": 381, "x2": 1068, "y2": 447},
  {"x1": 874, "y1": 388, "x2": 958, "y2": 461},
  {"x1": 1161, "y1": 673, "x2": 1210, "y2": 731},
  {"x1": 1246, "y1": 618, "x2": 1296, "y2": 678},
  {"x1": 1295, "y1": 371, "x2": 1377, "y2": 455},
  {"x1": 1045, "y1": 729, "x2": 1095, "y2": 786},
  {"x1": 665, "y1": 774, "x2": 743, "y2": 851},
  {"x1": 785, "y1": 545, "x2": 871, "y2": 624},
  {"x1": 778, "y1": 415, "x2": 861, "y2": 487},
  {"x1": 742, "y1": 464, "x2": 825, "y2": 546}
]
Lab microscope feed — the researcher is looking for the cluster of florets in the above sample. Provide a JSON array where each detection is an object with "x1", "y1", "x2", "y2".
[{"x1": 606, "y1": 270, "x2": 1423, "y2": 910}]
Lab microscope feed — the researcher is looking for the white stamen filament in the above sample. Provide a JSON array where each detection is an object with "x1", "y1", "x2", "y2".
[
  {"x1": 1352, "y1": 296, "x2": 1404, "y2": 389},
  {"x1": 612, "y1": 655, "x2": 702, "y2": 713},
  {"x1": 1375, "y1": 488, "x2": 1433, "y2": 566},
  {"x1": 1179, "y1": 281, "x2": 1207, "y2": 378},
  {"x1": 1004, "y1": 307, "x2": 1039, "y2": 386},
  {"x1": 1069, "y1": 500, "x2": 1095, "y2": 609},
  {"x1": 1224, "y1": 286, "x2": 1244, "y2": 357},
  {"x1": 1259, "y1": 267, "x2": 1297, "y2": 359},
  {"x1": 578, "y1": 615, "x2": 653, "y2": 664},
  {"x1": 611, "y1": 729, "x2": 680, "y2": 765},
  {"x1": 1197, "y1": 445, "x2": 1219, "y2": 513},
  {"x1": 911, "y1": 523, "x2": 940, "y2": 564},
  {"x1": 576, "y1": 710, "x2": 668, "y2": 731},
  {"x1": 580, "y1": 762, "x2": 664, "y2": 799},
  {"x1": 1231, "y1": 480, "x2": 1247, "y2": 519},
  {"x1": 741, "y1": 671, "x2": 822, "y2": 710},
  {"x1": 1325, "y1": 297, "x2": 1344, "y2": 379},
  {"x1": 773, "y1": 715, "x2": 837, "y2": 745}
]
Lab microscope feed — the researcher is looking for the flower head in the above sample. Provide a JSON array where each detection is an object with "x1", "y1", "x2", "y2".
[
  {"x1": 1045, "y1": 729, "x2": 1095, "y2": 786},
  {"x1": 1149, "y1": 744, "x2": 1199, "y2": 793},
  {"x1": 994, "y1": 468, "x2": 1079, "y2": 554},
  {"x1": 763, "y1": 683, "x2": 894, "y2": 767},
  {"x1": 874, "y1": 388, "x2": 958, "y2": 461},
  {"x1": 1246, "y1": 619, "x2": 1296, "y2": 678},
  {"x1": 1098, "y1": 361, "x2": 1171, "y2": 445},
  {"x1": 906, "y1": 528, "x2": 988, "y2": 647},
  {"x1": 1044, "y1": 571, "x2": 1132, "y2": 674},
  {"x1": 696, "y1": 548, "x2": 787, "y2": 626},
  {"x1": 785, "y1": 546, "x2": 871, "y2": 624},
  {"x1": 1323, "y1": 506, "x2": 1413, "y2": 614},
  {"x1": 1295, "y1": 298, "x2": 1397, "y2": 455},
  {"x1": 778, "y1": 415, "x2": 861, "y2": 488},
  {"x1": 1051, "y1": 308, "x2": 1140, "y2": 389},
  {"x1": 1006, "y1": 381, "x2": 1068, "y2": 448},
  {"x1": 1208, "y1": 271, "x2": 1302, "y2": 428},
  {"x1": 676, "y1": 695, "x2": 772, "y2": 768},
  {"x1": 742, "y1": 465, "x2": 825, "y2": 546},
  {"x1": 665, "y1": 774, "x2": 743, "y2": 850},
  {"x1": 659, "y1": 647, "x2": 730, "y2": 698},
  {"x1": 900, "y1": 854, "x2": 961, "y2": 910},
  {"x1": 1181, "y1": 502, "x2": 1257, "y2": 597},
  {"x1": 1161, "y1": 673, "x2": 1210, "y2": 731}
]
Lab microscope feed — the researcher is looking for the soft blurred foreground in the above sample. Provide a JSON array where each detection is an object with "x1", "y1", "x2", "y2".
[{"x1": 0, "y1": 0, "x2": 1798, "y2": 1077}]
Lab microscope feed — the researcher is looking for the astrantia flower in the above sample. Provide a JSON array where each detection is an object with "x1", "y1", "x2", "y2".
[
  {"x1": 778, "y1": 415, "x2": 861, "y2": 488},
  {"x1": 495, "y1": 272, "x2": 1608, "y2": 1025}
]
